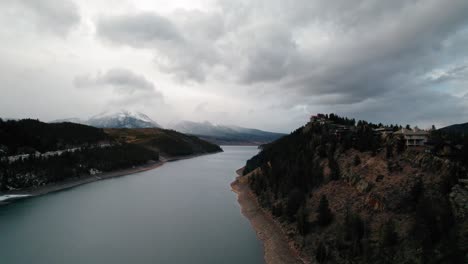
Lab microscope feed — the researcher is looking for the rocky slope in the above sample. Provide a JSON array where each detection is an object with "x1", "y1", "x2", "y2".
[{"x1": 241, "y1": 116, "x2": 468, "y2": 264}]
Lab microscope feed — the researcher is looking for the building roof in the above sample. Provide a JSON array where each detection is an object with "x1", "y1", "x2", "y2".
[{"x1": 394, "y1": 128, "x2": 429, "y2": 136}]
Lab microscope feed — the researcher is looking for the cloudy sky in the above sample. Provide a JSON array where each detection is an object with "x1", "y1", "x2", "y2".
[{"x1": 1, "y1": 0, "x2": 468, "y2": 132}]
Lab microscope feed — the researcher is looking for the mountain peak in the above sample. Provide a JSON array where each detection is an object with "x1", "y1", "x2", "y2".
[
  {"x1": 53, "y1": 110, "x2": 161, "y2": 129},
  {"x1": 88, "y1": 110, "x2": 161, "y2": 129}
]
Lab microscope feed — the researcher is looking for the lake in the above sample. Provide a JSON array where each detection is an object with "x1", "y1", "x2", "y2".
[{"x1": 0, "y1": 146, "x2": 264, "y2": 264}]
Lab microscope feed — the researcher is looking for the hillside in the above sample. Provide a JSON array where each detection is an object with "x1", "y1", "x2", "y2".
[
  {"x1": 171, "y1": 121, "x2": 285, "y2": 145},
  {"x1": 0, "y1": 119, "x2": 221, "y2": 193},
  {"x1": 239, "y1": 114, "x2": 468, "y2": 264},
  {"x1": 440, "y1": 122, "x2": 468, "y2": 134},
  {"x1": 0, "y1": 118, "x2": 110, "y2": 156},
  {"x1": 104, "y1": 128, "x2": 222, "y2": 157}
]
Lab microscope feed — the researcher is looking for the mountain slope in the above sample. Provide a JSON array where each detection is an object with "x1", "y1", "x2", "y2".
[
  {"x1": 52, "y1": 110, "x2": 161, "y2": 129},
  {"x1": 440, "y1": 122, "x2": 468, "y2": 134},
  {"x1": 50, "y1": 118, "x2": 87, "y2": 125},
  {"x1": 0, "y1": 118, "x2": 221, "y2": 192},
  {"x1": 104, "y1": 128, "x2": 222, "y2": 157},
  {"x1": 0, "y1": 118, "x2": 110, "y2": 155},
  {"x1": 88, "y1": 110, "x2": 161, "y2": 129},
  {"x1": 171, "y1": 121, "x2": 285, "y2": 145},
  {"x1": 239, "y1": 114, "x2": 467, "y2": 264}
]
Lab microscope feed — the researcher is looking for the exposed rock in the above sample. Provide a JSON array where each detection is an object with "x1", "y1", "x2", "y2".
[
  {"x1": 450, "y1": 184, "x2": 468, "y2": 219},
  {"x1": 366, "y1": 193, "x2": 385, "y2": 211},
  {"x1": 387, "y1": 161, "x2": 402, "y2": 173},
  {"x1": 356, "y1": 179, "x2": 372, "y2": 193}
]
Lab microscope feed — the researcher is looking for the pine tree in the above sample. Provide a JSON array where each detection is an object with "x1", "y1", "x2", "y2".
[
  {"x1": 317, "y1": 195, "x2": 333, "y2": 226},
  {"x1": 381, "y1": 220, "x2": 398, "y2": 247},
  {"x1": 353, "y1": 155, "x2": 361, "y2": 166},
  {"x1": 297, "y1": 206, "x2": 308, "y2": 235}
]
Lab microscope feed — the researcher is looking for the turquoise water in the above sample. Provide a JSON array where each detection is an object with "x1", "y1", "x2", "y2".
[{"x1": 0, "y1": 146, "x2": 264, "y2": 264}]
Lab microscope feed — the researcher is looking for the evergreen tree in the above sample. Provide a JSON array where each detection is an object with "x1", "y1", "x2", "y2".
[
  {"x1": 396, "y1": 136, "x2": 406, "y2": 153},
  {"x1": 386, "y1": 144, "x2": 393, "y2": 158},
  {"x1": 316, "y1": 241, "x2": 331, "y2": 263},
  {"x1": 381, "y1": 220, "x2": 398, "y2": 247},
  {"x1": 297, "y1": 206, "x2": 308, "y2": 235},
  {"x1": 286, "y1": 189, "x2": 305, "y2": 219},
  {"x1": 317, "y1": 195, "x2": 333, "y2": 226},
  {"x1": 353, "y1": 155, "x2": 361, "y2": 166}
]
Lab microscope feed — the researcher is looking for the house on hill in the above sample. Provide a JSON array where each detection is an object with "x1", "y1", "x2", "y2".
[
  {"x1": 394, "y1": 127, "x2": 429, "y2": 146},
  {"x1": 310, "y1": 114, "x2": 332, "y2": 125},
  {"x1": 373, "y1": 127, "x2": 394, "y2": 137}
]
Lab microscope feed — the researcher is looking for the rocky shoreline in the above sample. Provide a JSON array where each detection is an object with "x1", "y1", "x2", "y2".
[{"x1": 231, "y1": 167, "x2": 307, "y2": 264}]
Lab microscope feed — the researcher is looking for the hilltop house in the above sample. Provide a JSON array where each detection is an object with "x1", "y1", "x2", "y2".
[
  {"x1": 373, "y1": 127, "x2": 394, "y2": 137},
  {"x1": 310, "y1": 114, "x2": 332, "y2": 125},
  {"x1": 394, "y1": 128, "x2": 429, "y2": 146}
]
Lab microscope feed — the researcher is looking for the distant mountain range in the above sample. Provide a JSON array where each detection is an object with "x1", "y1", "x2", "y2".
[
  {"x1": 53, "y1": 111, "x2": 285, "y2": 145},
  {"x1": 170, "y1": 121, "x2": 285, "y2": 145},
  {"x1": 52, "y1": 110, "x2": 161, "y2": 129}
]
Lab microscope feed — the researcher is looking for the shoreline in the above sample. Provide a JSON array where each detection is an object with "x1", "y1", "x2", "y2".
[
  {"x1": 0, "y1": 151, "x2": 220, "y2": 205},
  {"x1": 231, "y1": 168, "x2": 307, "y2": 264}
]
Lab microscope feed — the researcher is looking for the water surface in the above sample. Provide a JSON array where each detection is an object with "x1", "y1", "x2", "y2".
[{"x1": 0, "y1": 146, "x2": 263, "y2": 264}]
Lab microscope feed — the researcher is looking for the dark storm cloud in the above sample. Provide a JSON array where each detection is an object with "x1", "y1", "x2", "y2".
[
  {"x1": 0, "y1": 0, "x2": 81, "y2": 36},
  {"x1": 94, "y1": 1, "x2": 468, "y2": 99},
  {"x1": 2, "y1": 0, "x2": 468, "y2": 130},
  {"x1": 347, "y1": 87, "x2": 468, "y2": 128},
  {"x1": 268, "y1": 0, "x2": 468, "y2": 105},
  {"x1": 97, "y1": 10, "x2": 223, "y2": 82}
]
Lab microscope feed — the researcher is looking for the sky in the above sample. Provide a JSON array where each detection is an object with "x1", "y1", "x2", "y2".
[{"x1": 1, "y1": 0, "x2": 468, "y2": 133}]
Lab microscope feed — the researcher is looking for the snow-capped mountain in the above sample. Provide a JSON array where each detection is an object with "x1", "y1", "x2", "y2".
[
  {"x1": 88, "y1": 111, "x2": 161, "y2": 128},
  {"x1": 170, "y1": 121, "x2": 285, "y2": 145},
  {"x1": 52, "y1": 110, "x2": 161, "y2": 129}
]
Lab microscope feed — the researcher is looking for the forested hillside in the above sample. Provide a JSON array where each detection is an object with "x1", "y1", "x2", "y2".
[
  {"x1": 0, "y1": 119, "x2": 110, "y2": 155},
  {"x1": 439, "y1": 122, "x2": 468, "y2": 135},
  {"x1": 0, "y1": 119, "x2": 221, "y2": 192},
  {"x1": 242, "y1": 114, "x2": 468, "y2": 263},
  {"x1": 105, "y1": 128, "x2": 222, "y2": 157},
  {"x1": 0, "y1": 144, "x2": 158, "y2": 191}
]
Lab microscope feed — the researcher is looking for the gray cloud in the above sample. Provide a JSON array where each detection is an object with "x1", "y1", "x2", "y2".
[
  {"x1": 427, "y1": 65, "x2": 468, "y2": 83},
  {"x1": 74, "y1": 68, "x2": 164, "y2": 109},
  {"x1": 94, "y1": 1, "x2": 468, "y2": 98},
  {"x1": 97, "y1": 10, "x2": 224, "y2": 82},
  {"x1": 74, "y1": 68, "x2": 157, "y2": 94},
  {"x1": 0, "y1": 0, "x2": 80, "y2": 36},
  {"x1": 97, "y1": 13, "x2": 182, "y2": 47},
  {"x1": 2, "y1": 0, "x2": 468, "y2": 132}
]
